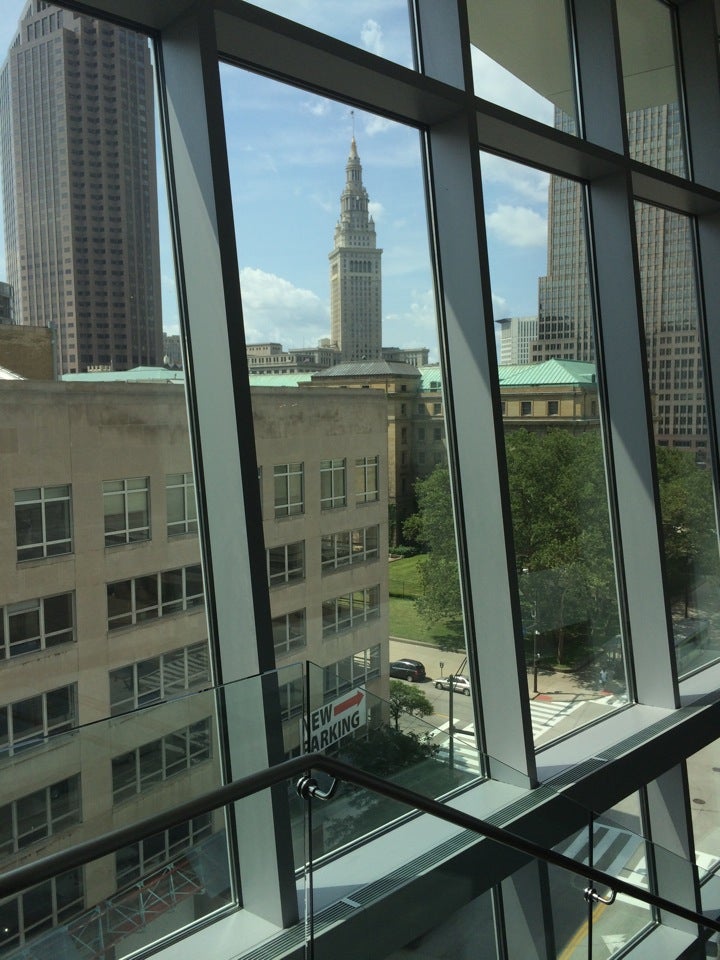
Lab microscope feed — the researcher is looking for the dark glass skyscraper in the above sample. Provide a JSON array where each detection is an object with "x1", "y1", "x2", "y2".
[
  {"x1": 0, "y1": 1, "x2": 161, "y2": 374},
  {"x1": 533, "y1": 105, "x2": 705, "y2": 452}
]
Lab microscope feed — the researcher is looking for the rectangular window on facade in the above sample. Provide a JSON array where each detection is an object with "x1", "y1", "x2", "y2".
[
  {"x1": 267, "y1": 541, "x2": 305, "y2": 586},
  {"x1": 355, "y1": 455, "x2": 379, "y2": 503},
  {"x1": 115, "y1": 814, "x2": 212, "y2": 888},
  {"x1": 111, "y1": 719, "x2": 211, "y2": 803},
  {"x1": 0, "y1": 775, "x2": 81, "y2": 856},
  {"x1": 103, "y1": 477, "x2": 150, "y2": 545},
  {"x1": 109, "y1": 643, "x2": 210, "y2": 715},
  {"x1": 0, "y1": 684, "x2": 77, "y2": 756},
  {"x1": 273, "y1": 462, "x2": 303, "y2": 517},
  {"x1": 0, "y1": 869, "x2": 83, "y2": 954},
  {"x1": 321, "y1": 525, "x2": 379, "y2": 570},
  {"x1": 548, "y1": 400, "x2": 559, "y2": 416},
  {"x1": 272, "y1": 609, "x2": 306, "y2": 656},
  {"x1": 323, "y1": 644, "x2": 381, "y2": 699},
  {"x1": 321, "y1": 585, "x2": 381, "y2": 637},
  {"x1": 278, "y1": 677, "x2": 304, "y2": 721},
  {"x1": 521, "y1": 401, "x2": 532, "y2": 416},
  {"x1": 1, "y1": 593, "x2": 75, "y2": 660},
  {"x1": 166, "y1": 472, "x2": 197, "y2": 536},
  {"x1": 15, "y1": 486, "x2": 72, "y2": 560},
  {"x1": 320, "y1": 458, "x2": 346, "y2": 509},
  {"x1": 106, "y1": 566, "x2": 204, "y2": 631}
]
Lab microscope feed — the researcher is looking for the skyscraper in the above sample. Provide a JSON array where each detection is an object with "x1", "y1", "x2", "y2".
[
  {"x1": 533, "y1": 105, "x2": 705, "y2": 452},
  {"x1": 0, "y1": 1, "x2": 162, "y2": 374},
  {"x1": 329, "y1": 137, "x2": 383, "y2": 362}
]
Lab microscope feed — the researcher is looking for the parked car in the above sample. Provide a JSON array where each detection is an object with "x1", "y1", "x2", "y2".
[
  {"x1": 389, "y1": 658, "x2": 427, "y2": 682},
  {"x1": 435, "y1": 675, "x2": 471, "y2": 696}
]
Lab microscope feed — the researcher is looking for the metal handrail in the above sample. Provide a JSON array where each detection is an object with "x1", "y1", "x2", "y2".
[{"x1": 1, "y1": 751, "x2": 718, "y2": 935}]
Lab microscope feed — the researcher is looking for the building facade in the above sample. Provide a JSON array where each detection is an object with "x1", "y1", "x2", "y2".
[
  {"x1": 329, "y1": 138, "x2": 383, "y2": 362},
  {"x1": 5, "y1": 2, "x2": 720, "y2": 960},
  {"x1": 0, "y1": 2, "x2": 162, "y2": 374},
  {"x1": 0, "y1": 375, "x2": 388, "y2": 953}
]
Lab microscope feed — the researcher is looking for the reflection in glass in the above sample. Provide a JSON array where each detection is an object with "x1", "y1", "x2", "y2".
[
  {"x1": 468, "y1": 0, "x2": 577, "y2": 133},
  {"x1": 482, "y1": 152, "x2": 627, "y2": 746},
  {"x1": 617, "y1": 0, "x2": 688, "y2": 177},
  {"x1": 635, "y1": 202, "x2": 720, "y2": 675},
  {"x1": 230, "y1": 1, "x2": 414, "y2": 69}
]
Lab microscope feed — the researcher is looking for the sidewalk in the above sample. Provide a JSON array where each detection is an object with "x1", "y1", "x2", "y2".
[{"x1": 390, "y1": 637, "x2": 622, "y2": 704}]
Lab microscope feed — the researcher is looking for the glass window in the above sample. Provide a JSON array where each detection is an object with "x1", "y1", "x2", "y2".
[
  {"x1": 321, "y1": 458, "x2": 347, "y2": 510},
  {"x1": 272, "y1": 609, "x2": 306, "y2": 656},
  {"x1": 107, "y1": 566, "x2": 204, "y2": 630},
  {"x1": 14, "y1": 486, "x2": 72, "y2": 560},
  {"x1": 267, "y1": 541, "x2": 305, "y2": 586},
  {"x1": 616, "y1": 0, "x2": 688, "y2": 178},
  {"x1": 355, "y1": 455, "x2": 379, "y2": 503},
  {"x1": 483, "y1": 153, "x2": 626, "y2": 745},
  {"x1": 1, "y1": 594, "x2": 74, "y2": 660},
  {"x1": 103, "y1": 476, "x2": 150, "y2": 545},
  {"x1": 166, "y1": 472, "x2": 197, "y2": 536},
  {"x1": 273, "y1": 462, "x2": 304, "y2": 517},
  {"x1": 468, "y1": 0, "x2": 578, "y2": 133},
  {"x1": 634, "y1": 203, "x2": 720, "y2": 675}
]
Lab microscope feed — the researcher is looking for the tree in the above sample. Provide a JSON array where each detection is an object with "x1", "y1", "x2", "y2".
[
  {"x1": 403, "y1": 434, "x2": 620, "y2": 664},
  {"x1": 655, "y1": 446, "x2": 717, "y2": 616},
  {"x1": 388, "y1": 680, "x2": 434, "y2": 730},
  {"x1": 505, "y1": 429, "x2": 617, "y2": 663},
  {"x1": 403, "y1": 467, "x2": 462, "y2": 624}
]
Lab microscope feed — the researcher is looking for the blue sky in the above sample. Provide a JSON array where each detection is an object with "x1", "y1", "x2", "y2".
[{"x1": 0, "y1": 1, "x2": 556, "y2": 360}]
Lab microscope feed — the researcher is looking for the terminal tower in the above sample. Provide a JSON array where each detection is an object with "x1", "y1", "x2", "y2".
[{"x1": 329, "y1": 138, "x2": 383, "y2": 362}]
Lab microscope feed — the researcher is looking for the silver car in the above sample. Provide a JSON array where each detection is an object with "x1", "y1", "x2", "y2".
[{"x1": 435, "y1": 675, "x2": 471, "y2": 696}]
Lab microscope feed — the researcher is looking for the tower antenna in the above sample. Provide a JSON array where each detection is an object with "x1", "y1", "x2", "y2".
[{"x1": 351, "y1": 109, "x2": 355, "y2": 139}]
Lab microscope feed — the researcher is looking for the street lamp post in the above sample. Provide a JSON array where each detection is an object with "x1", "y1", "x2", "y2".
[{"x1": 533, "y1": 630, "x2": 540, "y2": 694}]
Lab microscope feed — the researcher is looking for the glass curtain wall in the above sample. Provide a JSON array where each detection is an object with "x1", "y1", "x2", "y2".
[{"x1": 4, "y1": 0, "x2": 720, "y2": 959}]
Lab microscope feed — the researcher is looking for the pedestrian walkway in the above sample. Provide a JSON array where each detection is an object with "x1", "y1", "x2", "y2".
[
  {"x1": 529, "y1": 697, "x2": 584, "y2": 738},
  {"x1": 431, "y1": 720, "x2": 482, "y2": 776},
  {"x1": 560, "y1": 823, "x2": 648, "y2": 889}
]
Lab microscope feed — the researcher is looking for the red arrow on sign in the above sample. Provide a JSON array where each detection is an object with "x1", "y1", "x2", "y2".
[{"x1": 333, "y1": 690, "x2": 364, "y2": 715}]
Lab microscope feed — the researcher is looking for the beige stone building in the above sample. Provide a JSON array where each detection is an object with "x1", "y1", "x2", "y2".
[{"x1": 0, "y1": 375, "x2": 388, "y2": 951}]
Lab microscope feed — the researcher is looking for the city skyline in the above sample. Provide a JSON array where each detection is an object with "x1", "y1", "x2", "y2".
[{"x1": 0, "y1": 1, "x2": 552, "y2": 364}]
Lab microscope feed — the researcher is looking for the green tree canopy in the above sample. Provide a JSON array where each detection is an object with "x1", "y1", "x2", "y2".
[{"x1": 388, "y1": 680, "x2": 434, "y2": 731}]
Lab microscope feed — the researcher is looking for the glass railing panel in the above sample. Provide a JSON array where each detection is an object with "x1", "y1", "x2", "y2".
[
  {"x1": 0, "y1": 664, "x2": 315, "y2": 960},
  {"x1": 290, "y1": 663, "x2": 482, "y2": 860}
]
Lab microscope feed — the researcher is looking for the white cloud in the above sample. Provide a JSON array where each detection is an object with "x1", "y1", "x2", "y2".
[
  {"x1": 486, "y1": 204, "x2": 547, "y2": 248},
  {"x1": 492, "y1": 292, "x2": 507, "y2": 309},
  {"x1": 360, "y1": 19, "x2": 384, "y2": 56},
  {"x1": 384, "y1": 288, "x2": 438, "y2": 357},
  {"x1": 368, "y1": 200, "x2": 385, "y2": 221},
  {"x1": 364, "y1": 114, "x2": 393, "y2": 137},
  {"x1": 480, "y1": 152, "x2": 549, "y2": 204},
  {"x1": 301, "y1": 98, "x2": 331, "y2": 117},
  {"x1": 239, "y1": 267, "x2": 329, "y2": 346}
]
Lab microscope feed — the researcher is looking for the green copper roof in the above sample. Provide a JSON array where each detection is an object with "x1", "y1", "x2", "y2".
[
  {"x1": 419, "y1": 359, "x2": 597, "y2": 391},
  {"x1": 248, "y1": 373, "x2": 312, "y2": 388},
  {"x1": 498, "y1": 359, "x2": 597, "y2": 386},
  {"x1": 61, "y1": 366, "x2": 185, "y2": 383}
]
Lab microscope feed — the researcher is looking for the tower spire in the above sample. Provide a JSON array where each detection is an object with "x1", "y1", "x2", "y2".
[{"x1": 328, "y1": 136, "x2": 383, "y2": 362}]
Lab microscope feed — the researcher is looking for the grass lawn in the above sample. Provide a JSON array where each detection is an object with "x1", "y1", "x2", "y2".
[
  {"x1": 388, "y1": 554, "x2": 425, "y2": 598},
  {"x1": 389, "y1": 595, "x2": 464, "y2": 650}
]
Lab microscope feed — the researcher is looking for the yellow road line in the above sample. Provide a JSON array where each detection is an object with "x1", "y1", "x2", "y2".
[{"x1": 558, "y1": 900, "x2": 608, "y2": 960}]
